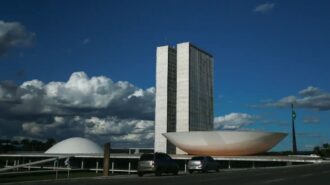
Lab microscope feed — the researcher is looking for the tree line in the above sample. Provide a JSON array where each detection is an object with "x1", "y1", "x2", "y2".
[
  {"x1": 0, "y1": 138, "x2": 56, "y2": 153},
  {"x1": 313, "y1": 143, "x2": 330, "y2": 157}
]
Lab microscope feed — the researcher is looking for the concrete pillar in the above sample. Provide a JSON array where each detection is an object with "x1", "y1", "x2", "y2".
[
  {"x1": 81, "y1": 160, "x2": 84, "y2": 169},
  {"x1": 103, "y1": 143, "x2": 111, "y2": 176},
  {"x1": 29, "y1": 160, "x2": 31, "y2": 171},
  {"x1": 184, "y1": 161, "x2": 187, "y2": 173},
  {"x1": 14, "y1": 160, "x2": 17, "y2": 171},
  {"x1": 96, "y1": 161, "x2": 99, "y2": 173},
  {"x1": 53, "y1": 160, "x2": 56, "y2": 170},
  {"x1": 5, "y1": 160, "x2": 8, "y2": 167},
  {"x1": 228, "y1": 161, "x2": 231, "y2": 169},
  {"x1": 55, "y1": 159, "x2": 59, "y2": 180},
  {"x1": 111, "y1": 161, "x2": 114, "y2": 174},
  {"x1": 252, "y1": 161, "x2": 255, "y2": 168},
  {"x1": 128, "y1": 161, "x2": 131, "y2": 174}
]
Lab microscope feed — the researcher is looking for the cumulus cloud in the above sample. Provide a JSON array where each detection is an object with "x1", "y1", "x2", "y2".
[
  {"x1": 214, "y1": 113, "x2": 259, "y2": 130},
  {"x1": 0, "y1": 20, "x2": 35, "y2": 56},
  {"x1": 0, "y1": 71, "x2": 155, "y2": 147},
  {"x1": 22, "y1": 116, "x2": 154, "y2": 147},
  {"x1": 253, "y1": 2, "x2": 275, "y2": 13},
  {"x1": 0, "y1": 71, "x2": 155, "y2": 119},
  {"x1": 22, "y1": 116, "x2": 65, "y2": 136},
  {"x1": 260, "y1": 86, "x2": 330, "y2": 111},
  {"x1": 299, "y1": 86, "x2": 322, "y2": 97},
  {"x1": 0, "y1": 80, "x2": 19, "y2": 102}
]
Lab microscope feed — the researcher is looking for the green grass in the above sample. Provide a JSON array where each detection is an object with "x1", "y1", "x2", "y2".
[{"x1": 0, "y1": 170, "x2": 103, "y2": 183}]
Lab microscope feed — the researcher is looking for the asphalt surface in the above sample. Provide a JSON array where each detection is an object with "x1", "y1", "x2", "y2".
[{"x1": 4, "y1": 162, "x2": 330, "y2": 185}]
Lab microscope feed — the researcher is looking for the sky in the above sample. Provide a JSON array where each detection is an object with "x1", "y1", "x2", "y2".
[{"x1": 0, "y1": 0, "x2": 329, "y2": 151}]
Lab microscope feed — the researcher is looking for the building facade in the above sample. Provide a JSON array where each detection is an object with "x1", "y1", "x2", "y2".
[{"x1": 154, "y1": 42, "x2": 214, "y2": 154}]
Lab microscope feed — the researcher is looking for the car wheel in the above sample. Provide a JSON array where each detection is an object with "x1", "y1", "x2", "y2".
[
  {"x1": 138, "y1": 172, "x2": 144, "y2": 177},
  {"x1": 155, "y1": 170, "x2": 162, "y2": 176},
  {"x1": 202, "y1": 166, "x2": 208, "y2": 173}
]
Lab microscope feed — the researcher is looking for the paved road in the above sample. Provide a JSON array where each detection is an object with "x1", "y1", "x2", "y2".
[{"x1": 5, "y1": 163, "x2": 330, "y2": 185}]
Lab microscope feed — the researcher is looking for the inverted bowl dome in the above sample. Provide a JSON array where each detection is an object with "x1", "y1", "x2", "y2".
[{"x1": 163, "y1": 131, "x2": 287, "y2": 156}]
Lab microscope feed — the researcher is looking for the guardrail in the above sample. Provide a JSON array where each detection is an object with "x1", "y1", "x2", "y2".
[{"x1": 0, "y1": 156, "x2": 71, "y2": 172}]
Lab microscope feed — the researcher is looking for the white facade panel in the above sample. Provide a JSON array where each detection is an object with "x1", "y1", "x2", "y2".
[
  {"x1": 154, "y1": 46, "x2": 169, "y2": 153},
  {"x1": 154, "y1": 46, "x2": 177, "y2": 153},
  {"x1": 176, "y1": 43, "x2": 190, "y2": 133}
]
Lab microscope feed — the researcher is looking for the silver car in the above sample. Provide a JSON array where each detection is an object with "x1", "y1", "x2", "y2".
[
  {"x1": 137, "y1": 153, "x2": 179, "y2": 176},
  {"x1": 188, "y1": 156, "x2": 219, "y2": 173}
]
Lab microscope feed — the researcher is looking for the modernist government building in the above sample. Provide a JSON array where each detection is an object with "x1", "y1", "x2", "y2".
[
  {"x1": 154, "y1": 42, "x2": 286, "y2": 156},
  {"x1": 154, "y1": 42, "x2": 214, "y2": 154}
]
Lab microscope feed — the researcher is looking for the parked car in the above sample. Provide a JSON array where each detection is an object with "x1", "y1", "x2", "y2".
[
  {"x1": 137, "y1": 152, "x2": 179, "y2": 177},
  {"x1": 188, "y1": 156, "x2": 219, "y2": 173}
]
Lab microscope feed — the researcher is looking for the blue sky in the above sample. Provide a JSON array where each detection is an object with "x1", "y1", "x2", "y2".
[{"x1": 0, "y1": 0, "x2": 329, "y2": 151}]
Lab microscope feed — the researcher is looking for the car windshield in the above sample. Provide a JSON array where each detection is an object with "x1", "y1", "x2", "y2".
[
  {"x1": 140, "y1": 154, "x2": 154, "y2": 161},
  {"x1": 191, "y1": 157, "x2": 205, "y2": 160}
]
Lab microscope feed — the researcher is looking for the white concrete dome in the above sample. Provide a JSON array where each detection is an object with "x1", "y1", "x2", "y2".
[{"x1": 45, "y1": 137, "x2": 103, "y2": 154}]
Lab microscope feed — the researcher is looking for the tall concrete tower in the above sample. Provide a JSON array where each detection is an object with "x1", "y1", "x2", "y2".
[{"x1": 154, "y1": 42, "x2": 214, "y2": 154}]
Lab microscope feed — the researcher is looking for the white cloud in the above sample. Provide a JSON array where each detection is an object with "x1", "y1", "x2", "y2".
[
  {"x1": 83, "y1": 116, "x2": 153, "y2": 135},
  {"x1": 214, "y1": 113, "x2": 259, "y2": 130},
  {"x1": 299, "y1": 86, "x2": 322, "y2": 97},
  {"x1": 22, "y1": 116, "x2": 154, "y2": 147},
  {"x1": 0, "y1": 20, "x2": 35, "y2": 56},
  {"x1": 0, "y1": 71, "x2": 155, "y2": 119},
  {"x1": 261, "y1": 86, "x2": 330, "y2": 111},
  {"x1": 0, "y1": 71, "x2": 155, "y2": 147},
  {"x1": 253, "y1": 3, "x2": 275, "y2": 13}
]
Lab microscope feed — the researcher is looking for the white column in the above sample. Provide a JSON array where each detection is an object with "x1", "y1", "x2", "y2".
[
  {"x1": 184, "y1": 161, "x2": 187, "y2": 173},
  {"x1": 96, "y1": 161, "x2": 99, "y2": 173},
  {"x1": 128, "y1": 161, "x2": 131, "y2": 174},
  {"x1": 81, "y1": 160, "x2": 84, "y2": 169},
  {"x1": 29, "y1": 160, "x2": 31, "y2": 171}
]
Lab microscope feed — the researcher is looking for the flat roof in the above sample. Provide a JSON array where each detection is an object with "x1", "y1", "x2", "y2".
[
  {"x1": 187, "y1": 42, "x2": 213, "y2": 58},
  {"x1": 157, "y1": 42, "x2": 213, "y2": 58}
]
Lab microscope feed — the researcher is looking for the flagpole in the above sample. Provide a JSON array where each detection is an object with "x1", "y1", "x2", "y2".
[{"x1": 291, "y1": 104, "x2": 297, "y2": 154}]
